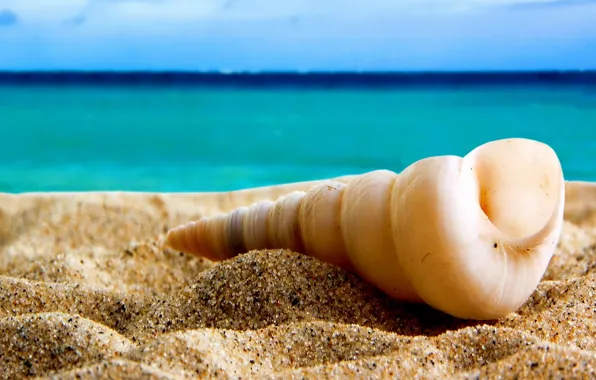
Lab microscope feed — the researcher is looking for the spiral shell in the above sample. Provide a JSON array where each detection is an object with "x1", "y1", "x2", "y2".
[{"x1": 165, "y1": 138, "x2": 565, "y2": 320}]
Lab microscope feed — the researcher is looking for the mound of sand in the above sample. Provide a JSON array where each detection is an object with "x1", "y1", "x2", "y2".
[{"x1": 1, "y1": 182, "x2": 596, "y2": 379}]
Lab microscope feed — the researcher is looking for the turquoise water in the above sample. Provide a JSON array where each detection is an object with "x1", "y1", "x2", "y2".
[{"x1": 1, "y1": 83, "x2": 595, "y2": 193}]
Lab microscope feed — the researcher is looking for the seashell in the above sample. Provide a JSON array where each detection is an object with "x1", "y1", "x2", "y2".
[{"x1": 165, "y1": 138, "x2": 565, "y2": 320}]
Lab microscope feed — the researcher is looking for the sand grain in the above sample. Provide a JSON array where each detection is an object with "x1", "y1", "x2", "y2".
[{"x1": 1, "y1": 182, "x2": 596, "y2": 379}]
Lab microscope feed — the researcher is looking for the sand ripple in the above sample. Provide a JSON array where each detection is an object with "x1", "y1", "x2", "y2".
[{"x1": 1, "y1": 184, "x2": 595, "y2": 379}]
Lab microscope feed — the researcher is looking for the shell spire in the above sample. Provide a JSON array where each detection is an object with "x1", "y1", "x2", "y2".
[{"x1": 165, "y1": 138, "x2": 565, "y2": 320}]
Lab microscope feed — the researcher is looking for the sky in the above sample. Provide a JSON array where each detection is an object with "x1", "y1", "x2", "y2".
[{"x1": 0, "y1": 0, "x2": 595, "y2": 71}]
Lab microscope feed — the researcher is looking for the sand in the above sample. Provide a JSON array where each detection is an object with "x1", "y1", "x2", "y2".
[{"x1": 1, "y1": 181, "x2": 596, "y2": 379}]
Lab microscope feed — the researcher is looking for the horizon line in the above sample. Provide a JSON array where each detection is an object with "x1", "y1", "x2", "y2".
[
  {"x1": 2, "y1": 69, "x2": 595, "y2": 88},
  {"x1": 1, "y1": 69, "x2": 596, "y2": 74}
]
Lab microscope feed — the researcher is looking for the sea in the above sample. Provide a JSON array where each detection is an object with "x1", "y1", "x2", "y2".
[{"x1": 0, "y1": 71, "x2": 595, "y2": 193}]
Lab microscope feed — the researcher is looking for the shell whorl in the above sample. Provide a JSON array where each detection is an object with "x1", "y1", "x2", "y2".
[{"x1": 165, "y1": 138, "x2": 565, "y2": 320}]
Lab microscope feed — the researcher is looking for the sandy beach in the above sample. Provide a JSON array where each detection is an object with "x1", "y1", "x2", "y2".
[{"x1": 1, "y1": 181, "x2": 596, "y2": 379}]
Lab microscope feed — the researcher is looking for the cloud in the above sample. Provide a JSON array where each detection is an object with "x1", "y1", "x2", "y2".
[
  {"x1": 1, "y1": 0, "x2": 87, "y2": 25},
  {"x1": 0, "y1": 0, "x2": 594, "y2": 72},
  {"x1": 64, "y1": 13, "x2": 86, "y2": 26},
  {"x1": 0, "y1": 9, "x2": 18, "y2": 26},
  {"x1": 2, "y1": 0, "x2": 593, "y2": 28},
  {"x1": 508, "y1": 0, "x2": 596, "y2": 7},
  {"x1": 0, "y1": 0, "x2": 594, "y2": 71},
  {"x1": 89, "y1": 0, "x2": 220, "y2": 22}
]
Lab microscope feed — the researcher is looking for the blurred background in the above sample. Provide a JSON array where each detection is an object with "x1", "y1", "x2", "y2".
[{"x1": 0, "y1": 0, "x2": 595, "y2": 193}]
